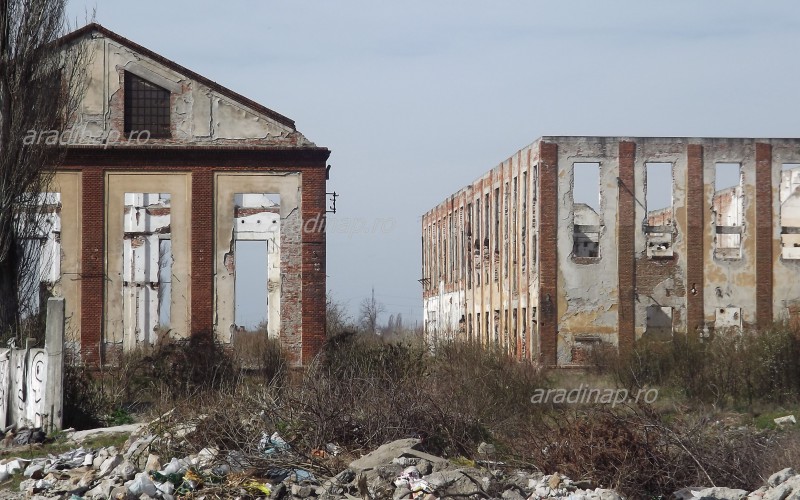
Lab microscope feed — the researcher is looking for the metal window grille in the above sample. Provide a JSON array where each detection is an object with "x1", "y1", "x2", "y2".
[{"x1": 124, "y1": 73, "x2": 171, "y2": 138}]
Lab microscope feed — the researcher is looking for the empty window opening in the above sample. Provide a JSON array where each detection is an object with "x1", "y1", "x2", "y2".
[
  {"x1": 123, "y1": 193, "x2": 172, "y2": 345},
  {"x1": 493, "y1": 310, "x2": 500, "y2": 345},
  {"x1": 16, "y1": 192, "x2": 61, "y2": 319},
  {"x1": 780, "y1": 164, "x2": 800, "y2": 259},
  {"x1": 645, "y1": 163, "x2": 674, "y2": 257},
  {"x1": 521, "y1": 171, "x2": 528, "y2": 271},
  {"x1": 232, "y1": 193, "x2": 280, "y2": 334},
  {"x1": 494, "y1": 188, "x2": 500, "y2": 255},
  {"x1": 572, "y1": 162, "x2": 601, "y2": 258},
  {"x1": 713, "y1": 163, "x2": 743, "y2": 259},
  {"x1": 504, "y1": 182, "x2": 509, "y2": 280},
  {"x1": 521, "y1": 307, "x2": 527, "y2": 358},
  {"x1": 234, "y1": 241, "x2": 268, "y2": 330},
  {"x1": 124, "y1": 73, "x2": 171, "y2": 138},
  {"x1": 644, "y1": 305, "x2": 673, "y2": 340},
  {"x1": 512, "y1": 309, "x2": 518, "y2": 356},
  {"x1": 466, "y1": 203, "x2": 473, "y2": 289}
]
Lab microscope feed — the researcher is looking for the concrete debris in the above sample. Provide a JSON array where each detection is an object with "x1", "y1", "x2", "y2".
[
  {"x1": 0, "y1": 433, "x2": 798, "y2": 500},
  {"x1": 773, "y1": 415, "x2": 796, "y2": 426}
]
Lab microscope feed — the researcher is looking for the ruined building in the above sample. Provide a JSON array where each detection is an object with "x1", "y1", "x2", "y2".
[
  {"x1": 421, "y1": 137, "x2": 800, "y2": 366},
  {"x1": 27, "y1": 24, "x2": 329, "y2": 365}
]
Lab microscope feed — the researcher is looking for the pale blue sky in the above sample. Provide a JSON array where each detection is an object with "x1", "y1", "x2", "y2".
[{"x1": 67, "y1": 1, "x2": 800, "y2": 325}]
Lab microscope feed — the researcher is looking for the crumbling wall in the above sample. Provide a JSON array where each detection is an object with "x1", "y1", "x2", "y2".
[
  {"x1": 422, "y1": 144, "x2": 540, "y2": 359},
  {"x1": 105, "y1": 174, "x2": 190, "y2": 351},
  {"x1": 701, "y1": 141, "x2": 757, "y2": 330},
  {"x1": 214, "y1": 173, "x2": 301, "y2": 361},
  {"x1": 771, "y1": 141, "x2": 800, "y2": 324},
  {"x1": 72, "y1": 34, "x2": 312, "y2": 147},
  {"x1": 424, "y1": 136, "x2": 800, "y2": 366},
  {"x1": 552, "y1": 138, "x2": 620, "y2": 365}
]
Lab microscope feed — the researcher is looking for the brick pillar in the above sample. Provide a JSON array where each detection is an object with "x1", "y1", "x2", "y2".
[
  {"x1": 81, "y1": 169, "x2": 105, "y2": 364},
  {"x1": 618, "y1": 141, "x2": 636, "y2": 356},
  {"x1": 301, "y1": 168, "x2": 327, "y2": 364},
  {"x1": 755, "y1": 142, "x2": 774, "y2": 329},
  {"x1": 686, "y1": 144, "x2": 705, "y2": 335},
  {"x1": 538, "y1": 142, "x2": 558, "y2": 366},
  {"x1": 191, "y1": 169, "x2": 214, "y2": 335}
]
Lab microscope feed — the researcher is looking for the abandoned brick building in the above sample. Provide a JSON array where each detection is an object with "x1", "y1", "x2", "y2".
[
  {"x1": 421, "y1": 137, "x2": 800, "y2": 366},
  {"x1": 30, "y1": 24, "x2": 329, "y2": 365}
]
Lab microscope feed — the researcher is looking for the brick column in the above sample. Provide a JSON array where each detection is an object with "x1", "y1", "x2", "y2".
[
  {"x1": 538, "y1": 142, "x2": 558, "y2": 366},
  {"x1": 301, "y1": 168, "x2": 327, "y2": 364},
  {"x1": 81, "y1": 169, "x2": 105, "y2": 364},
  {"x1": 191, "y1": 169, "x2": 214, "y2": 335},
  {"x1": 686, "y1": 144, "x2": 705, "y2": 335},
  {"x1": 755, "y1": 142, "x2": 774, "y2": 329},
  {"x1": 618, "y1": 141, "x2": 636, "y2": 356}
]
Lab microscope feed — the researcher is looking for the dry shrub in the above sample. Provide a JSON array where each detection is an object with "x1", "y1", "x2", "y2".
[
  {"x1": 146, "y1": 333, "x2": 549, "y2": 466},
  {"x1": 140, "y1": 335, "x2": 798, "y2": 498},
  {"x1": 64, "y1": 333, "x2": 288, "y2": 429},
  {"x1": 510, "y1": 405, "x2": 775, "y2": 498},
  {"x1": 291, "y1": 333, "x2": 549, "y2": 456},
  {"x1": 758, "y1": 430, "x2": 800, "y2": 480},
  {"x1": 602, "y1": 325, "x2": 800, "y2": 407}
]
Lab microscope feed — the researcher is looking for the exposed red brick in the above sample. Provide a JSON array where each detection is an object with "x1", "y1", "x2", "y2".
[
  {"x1": 686, "y1": 144, "x2": 705, "y2": 335},
  {"x1": 80, "y1": 169, "x2": 105, "y2": 364},
  {"x1": 755, "y1": 142, "x2": 773, "y2": 329},
  {"x1": 617, "y1": 141, "x2": 636, "y2": 356},
  {"x1": 538, "y1": 141, "x2": 558, "y2": 366}
]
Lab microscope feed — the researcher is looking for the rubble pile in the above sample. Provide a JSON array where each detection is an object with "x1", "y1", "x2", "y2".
[
  {"x1": 0, "y1": 431, "x2": 626, "y2": 500},
  {"x1": 0, "y1": 430, "x2": 798, "y2": 499}
]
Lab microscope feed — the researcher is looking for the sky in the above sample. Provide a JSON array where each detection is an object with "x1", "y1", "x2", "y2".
[{"x1": 66, "y1": 0, "x2": 800, "y2": 326}]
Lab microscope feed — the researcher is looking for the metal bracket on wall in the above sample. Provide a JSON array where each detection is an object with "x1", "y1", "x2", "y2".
[{"x1": 326, "y1": 192, "x2": 338, "y2": 214}]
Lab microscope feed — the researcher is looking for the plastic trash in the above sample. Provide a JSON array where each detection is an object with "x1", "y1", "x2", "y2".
[
  {"x1": 129, "y1": 472, "x2": 158, "y2": 497},
  {"x1": 245, "y1": 480, "x2": 272, "y2": 496},
  {"x1": 394, "y1": 466, "x2": 432, "y2": 493},
  {"x1": 260, "y1": 431, "x2": 289, "y2": 455},
  {"x1": 161, "y1": 457, "x2": 186, "y2": 476}
]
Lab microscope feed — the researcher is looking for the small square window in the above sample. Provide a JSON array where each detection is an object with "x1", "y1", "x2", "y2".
[{"x1": 124, "y1": 73, "x2": 171, "y2": 138}]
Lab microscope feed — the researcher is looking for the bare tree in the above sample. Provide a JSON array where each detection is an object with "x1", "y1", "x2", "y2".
[
  {"x1": 0, "y1": 0, "x2": 87, "y2": 337},
  {"x1": 359, "y1": 287, "x2": 385, "y2": 335},
  {"x1": 326, "y1": 293, "x2": 354, "y2": 337}
]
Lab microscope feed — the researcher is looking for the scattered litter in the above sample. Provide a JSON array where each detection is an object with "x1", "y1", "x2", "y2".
[
  {"x1": 13, "y1": 427, "x2": 46, "y2": 446},
  {"x1": 394, "y1": 466, "x2": 433, "y2": 495},
  {"x1": 260, "y1": 431, "x2": 290, "y2": 455},
  {"x1": 244, "y1": 479, "x2": 272, "y2": 495},
  {"x1": 774, "y1": 415, "x2": 797, "y2": 426}
]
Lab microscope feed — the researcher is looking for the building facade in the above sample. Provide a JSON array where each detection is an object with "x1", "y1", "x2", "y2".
[
  {"x1": 30, "y1": 24, "x2": 329, "y2": 365},
  {"x1": 421, "y1": 137, "x2": 800, "y2": 366}
]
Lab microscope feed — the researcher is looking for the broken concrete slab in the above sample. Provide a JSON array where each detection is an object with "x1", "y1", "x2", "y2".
[
  {"x1": 67, "y1": 423, "x2": 145, "y2": 443},
  {"x1": 349, "y1": 438, "x2": 421, "y2": 472}
]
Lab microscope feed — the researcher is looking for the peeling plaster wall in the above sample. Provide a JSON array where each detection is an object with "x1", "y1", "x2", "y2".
[
  {"x1": 771, "y1": 141, "x2": 800, "y2": 322},
  {"x1": 633, "y1": 140, "x2": 689, "y2": 341},
  {"x1": 48, "y1": 26, "x2": 329, "y2": 367},
  {"x1": 47, "y1": 173, "x2": 81, "y2": 349},
  {"x1": 701, "y1": 140, "x2": 757, "y2": 328},
  {"x1": 424, "y1": 136, "x2": 800, "y2": 367},
  {"x1": 70, "y1": 35, "x2": 312, "y2": 146},
  {"x1": 553, "y1": 138, "x2": 620, "y2": 365},
  {"x1": 214, "y1": 173, "x2": 301, "y2": 360}
]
